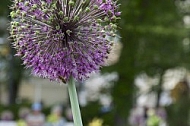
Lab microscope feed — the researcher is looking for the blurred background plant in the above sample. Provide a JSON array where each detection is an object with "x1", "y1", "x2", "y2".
[{"x1": 0, "y1": 0, "x2": 190, "y2": 126}]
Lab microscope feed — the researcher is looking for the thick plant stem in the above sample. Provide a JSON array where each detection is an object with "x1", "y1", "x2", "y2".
[{"x1": 67, "y1": 78, "x2": 83, "y2": 126}]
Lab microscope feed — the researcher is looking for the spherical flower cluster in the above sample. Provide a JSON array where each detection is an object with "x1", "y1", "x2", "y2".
[{"x1": 10, "y1": 0, "x2": 120, "y2": 82}]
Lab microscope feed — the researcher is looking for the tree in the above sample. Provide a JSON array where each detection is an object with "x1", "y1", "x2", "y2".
[
  {"x1": 0, "y1": 1, "x2": 23, "y2": 104},
  {"x1": 111, "y1": 0, "x2": 187, "y2": 125}
]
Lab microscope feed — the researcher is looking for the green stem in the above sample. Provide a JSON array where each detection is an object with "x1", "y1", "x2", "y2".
[{"x1": 68, "y1": 78, "x2": 83, "y2": 126}]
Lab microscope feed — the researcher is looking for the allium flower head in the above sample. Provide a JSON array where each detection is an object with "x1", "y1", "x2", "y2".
[{"x1": 10, "y1": 0, "x2": 120, "y2": 82}]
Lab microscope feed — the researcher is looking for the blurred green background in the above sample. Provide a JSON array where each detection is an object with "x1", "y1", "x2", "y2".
[{"x1": 0, "y1": 0, "x2": 190, "y2": 126}]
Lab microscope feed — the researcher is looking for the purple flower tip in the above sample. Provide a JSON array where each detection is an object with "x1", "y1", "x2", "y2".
[{"x1": 9, "y1": 0, "x2": 120, "y2": 82}]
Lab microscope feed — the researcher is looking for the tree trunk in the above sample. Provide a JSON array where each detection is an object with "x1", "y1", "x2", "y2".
[
  {"x1": 156, "y1": 70, "x2": 164, "y2": 108},
  {"x1": 8, "y1": 79, "x2": 19, "y2": 104},
  {"x1": 8, "y1": 44, "x2": 23, "y2": 105}
]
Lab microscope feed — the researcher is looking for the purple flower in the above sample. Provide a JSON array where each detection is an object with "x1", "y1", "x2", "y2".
[{"x1": 10, "y1": 0, "x2": 120, "y2": 82}]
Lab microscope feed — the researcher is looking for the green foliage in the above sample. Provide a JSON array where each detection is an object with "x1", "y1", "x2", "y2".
[
  {"x1": 122, "y1": 0, "x2": 186, "y2": 74},
  {"x1": 0, "y1": 1, "x2": 10, "y2": 16},
  {"x1": 81, "y1": 101, "x2": 114, "y2": 125},
  {"x1": 81, "y1": 101, "x2": 102, "y2": 125}
]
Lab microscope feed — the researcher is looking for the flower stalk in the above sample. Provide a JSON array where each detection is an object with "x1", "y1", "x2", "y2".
[{"x1": 67, "y1": 78, "x2": 83, "y2": 126}]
